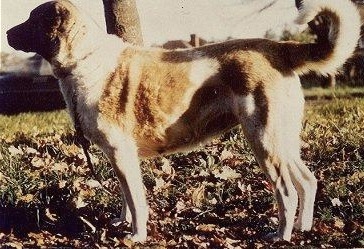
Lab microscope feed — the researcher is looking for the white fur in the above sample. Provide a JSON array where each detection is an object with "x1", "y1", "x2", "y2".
[
  {"x1": 189, "y1": 59, "x2": 219, "y2": 86},
  {"x1": 239, "y1": 94, "x2": 256, "y2": 117}
]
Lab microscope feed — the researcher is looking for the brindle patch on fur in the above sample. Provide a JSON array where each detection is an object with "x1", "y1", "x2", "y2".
[{"x1": 99, "y1": 69, "x2": 129, "y2": 124}]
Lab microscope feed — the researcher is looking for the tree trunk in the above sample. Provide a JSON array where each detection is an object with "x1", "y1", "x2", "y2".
[{"x1": 102, "y1": 0, "x2": 143, "y2": 45}]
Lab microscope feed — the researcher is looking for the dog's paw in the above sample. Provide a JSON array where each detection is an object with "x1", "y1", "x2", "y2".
[
  {"x1": 263, "y1": 232, "x2": 282, "y2": 242},
  {"x1": 125, "y1": 233, "x2": 147, "y2": 243},
  {"x1": 263, "y1": 232, "x2": 291, "y2": 242},
  {"x1": 110, "y1": 217, "x2": 127, "y2": 227},
  {"x1": 120, "y1": 210, "x2": 132, "y2": 223},
  {"x1": 294, "y1": 221, "x2": 312, "y2": 232},
  {"x1": 110, "y1": 213, "x2": 132, "y2": 226}
]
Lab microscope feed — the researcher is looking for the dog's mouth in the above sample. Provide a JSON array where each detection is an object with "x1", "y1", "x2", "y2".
[{"x1": 7, "y1": 36, "x2": 31, "y2": 53}]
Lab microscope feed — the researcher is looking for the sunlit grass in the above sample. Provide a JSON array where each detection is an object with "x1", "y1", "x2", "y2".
[{"x1": 0, "y1": 110, "x2": 72, "y2": 141}]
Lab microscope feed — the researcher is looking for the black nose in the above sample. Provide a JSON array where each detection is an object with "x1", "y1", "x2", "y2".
[{"x1": 7, "y1": 26, "x2": 19, "y2": 39}]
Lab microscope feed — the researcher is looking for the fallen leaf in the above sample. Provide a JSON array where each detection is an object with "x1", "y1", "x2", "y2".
[
  {"x1": 220, "y1": 149, "x2": 234, "y2": 160},
  {"x1": 100, "y1": 229, "x2": 108, "y2": 244},
  {"x1": 237, "y1": 181, "x2": 246, "y2": 193},
  {"x1": 122, "y1": 237, "x2": 134, "y2": 248},
  {"x1": 196, "y1": 224, "x2": 216, "y2": 232},
  {"x1": 8, "y1": 146, "x2": 23, "y2": 156},
  {"x1": 24, "y1": 147, "x2": 38, "y2": 155},
  {"x1": 192, "y1": 183, "x2": 206, "y2": 207},
  {"x1": 199, "y1": 170, "x2": 210, "y2": 177},
  {"x1": 51, "y1": 162, "x2": 69, "y2": 172},
  {"x1": 176, "y1": 200, "x2": 186, "y2": 213},
  {"x1": 45, "y1": 208, "x2": 58, "y2": 222},
  {"x1": 28, "y1": 232, "x2": 45, "y2": 246},
  {"x1": 153, "y1": 177, "x2": 166, "y2": 193},
  {"x1": 5, "y1": 242, "x2": 23, "y2": 249},
  {"x1": 86, "y1": 179, "x2": 101, "y2": 188},
  {"x1": 331, "y1": 198, "x2": 342, "y2": 207},
  {"x1": 19, "y1": 194, "x2": 34, "y2": 203},
  {"x1": 209, "y1": 198, "x2": 218, "y2": 205},
  {"x1": 334, "y1": 218, "x2": 345, "y2": 229},
  {"x1": 213, "y1": 166, "x2": 241, "y2": 180},
  {"x1": 75, "y1": 195, "x2": 88, "y2": 208},
  {"x1": 59, "y1": 180, "x2": 67, "y2": 189},
  {"x1": 225, "y1": 237, "x2": 242, "y2": 249},
  {"x1": 161, "y1": 158, "x2": 173, "y2": 174},
  {"x1": 31, "y1": 156, "x2": 46, "y2": 168}
]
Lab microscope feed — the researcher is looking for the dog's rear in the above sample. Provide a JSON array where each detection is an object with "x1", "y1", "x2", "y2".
[{"x1": 6, "y1": 0, "x2": 361, "y2": 243}]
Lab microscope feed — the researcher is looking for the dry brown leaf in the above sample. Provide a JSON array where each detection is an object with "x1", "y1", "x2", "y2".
[
  {"x1": 59, "y1": 180, "x2": 67, "y2": 189},
  {"x1": 86, "y1": 179, "x2": 101, "y2": 189},
  {"x1": 176, "y1": 200, "x2": 186, "y2": 213},
  {"x1": 161, "y1": 158, "x2": 173, "y2": 174},
  {"x1": 28, "y1": 232, "x2": 46, "y2": 246},
  {"x1": 220, "y1": 149, "x2": 234, "y2": 160},
  {"x1": 191, "y1": 183, "x2": 206, "y2": 207},
  {"x1": 19, "y1": 194, "x2": 34, "y2": 203},
  {"x1": 199, "y1": 169, "x2": 210, "y2": 177},
  {"x1": 196, "y1": 223, "x2": 216, "y2": 232},
  {"x1": 31, "y1": 156, "x2": 46, "y2": 168},
  {"x1": 8, "y1": 145, "x2": 23, "y2": 156},
  {"x1": 45, "y1": 208, "x2": 58, "y2": 222},
  {"x1": 51, "y1": 162, "x2": 69, "y2": 172},
  {"x1": 24, "y1": 146, "x2": 38, "y2": 155},
  {"x1": 5, "y1": 242, "x2": 23, "y2": 249},
  {"x1": 122, "y1": 237, "x2": 134, "y2": 248},
  {"x1": 334, "y1": 218, "x2": 345, "y2": 229},
  {"x1": 153, "y1": 177, "x2": 166, "y2": 193},
  {"x1": 75, "y1": 195, "x2": 88, "y2": 209},
  {"x1": 213, "y1": 166, "x2": 241, "y2": 180}
]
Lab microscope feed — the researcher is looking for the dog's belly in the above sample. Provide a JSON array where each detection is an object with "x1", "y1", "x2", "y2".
[{"x1": 136, "y1": 84, "x2": 240, "y2": 157}]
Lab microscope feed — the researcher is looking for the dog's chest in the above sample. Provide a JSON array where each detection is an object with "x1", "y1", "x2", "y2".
[{"x1": 58, "y1": 77, "x2": 105, "y2": 143}]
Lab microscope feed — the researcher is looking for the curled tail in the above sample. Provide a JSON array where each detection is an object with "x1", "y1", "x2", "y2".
[{"x1": 289, "y1": 0, "x2": 361, "y2": 75}]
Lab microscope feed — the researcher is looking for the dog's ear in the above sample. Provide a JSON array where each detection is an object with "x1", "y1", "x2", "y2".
[{"x1": 47, "y1": 2, "x2": 73, "y2": 36}]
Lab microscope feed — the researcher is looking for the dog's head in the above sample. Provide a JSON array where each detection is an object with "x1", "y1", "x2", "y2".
[{"x1": 7, "y1": 0, "x2": 78, "y2": 61}]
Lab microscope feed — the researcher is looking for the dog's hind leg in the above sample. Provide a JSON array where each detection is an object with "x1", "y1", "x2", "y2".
[
  {"x1": 274, "y1": 77, "x2": 317, "y2": 232},
  {"x1": 254, "y1": 146, "x2": 298, "y2": 241},
  {"x1": 289, "y1": 158, "x2": 317, "y2": 231},
  {"x1": 240, "y1": 118, "x2": 298, "y2": 241},
  {"x1": 237, "y1": 78, "x2": 305, "y2": 241}
]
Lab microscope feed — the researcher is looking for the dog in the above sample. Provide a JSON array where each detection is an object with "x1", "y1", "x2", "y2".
[{"x1": 7, "y1": 0, "x2": 361, "y2": 243}]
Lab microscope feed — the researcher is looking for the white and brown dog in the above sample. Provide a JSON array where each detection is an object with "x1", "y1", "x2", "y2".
[{"x1": 7, "y1": 0, "x2": 361, "y2": 242}]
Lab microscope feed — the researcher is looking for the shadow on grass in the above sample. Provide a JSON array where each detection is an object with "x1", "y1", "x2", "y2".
[{"x1": 0, "y1": 185, "x2": 130, "y2": 241}]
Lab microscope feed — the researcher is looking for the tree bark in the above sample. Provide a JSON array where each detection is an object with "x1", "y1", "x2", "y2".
[{"x1": 102, "y1": 0, "x2": 143, "y2": 45}]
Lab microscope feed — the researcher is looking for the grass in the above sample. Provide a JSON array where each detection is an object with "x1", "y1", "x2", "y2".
[
  {"x1": 0, "y1": 87, "x2": 363, "y2": 248},
  {"x1": 0, "y1": 110, "x2": 72, "y2": 141}
]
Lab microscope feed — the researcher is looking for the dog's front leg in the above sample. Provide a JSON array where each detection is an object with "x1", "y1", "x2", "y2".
[
  {"x1": 105, "y1": 136, "x2": 148, "y2": 242},
  {"x1": 110, "y1": 188, "x2": 132, "y2": 225}
]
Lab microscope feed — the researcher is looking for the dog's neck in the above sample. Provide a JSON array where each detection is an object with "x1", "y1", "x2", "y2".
[{"x1": 52, "y1": 30, "x2": 126, "y2": 107}]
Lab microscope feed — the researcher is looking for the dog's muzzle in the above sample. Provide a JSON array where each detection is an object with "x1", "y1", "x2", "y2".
[{"x1": 7, "y1": 24, "x2": 33, "y2": 52}]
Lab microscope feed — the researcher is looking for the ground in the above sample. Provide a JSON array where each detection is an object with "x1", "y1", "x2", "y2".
[{"x1": 0, "y1": 87, "x2": 363, "y2": 248}]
